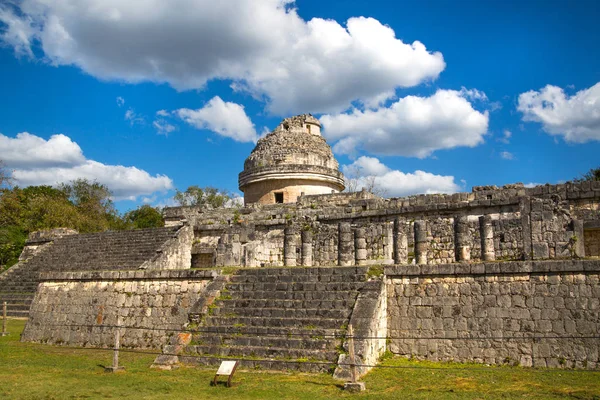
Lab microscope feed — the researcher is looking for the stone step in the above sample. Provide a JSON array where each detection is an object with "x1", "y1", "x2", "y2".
[
  {"x1": 195, "y1": 325, "x2": 343, "y2": 338},
  {"x1": 214, "y1": 298, "x2": 354, "y2": 310},
  {"x1": 184, "y1": 344, "x2": 340, "y2": 362},
  {"x1": 193, "y1": 333, "x2": 340, "y2": 351},
  {"x1": 204, "y1": 316, "x2": 347, "y2": 330},
  {"x1": 210, "y1": 307, "x2": 351, "y2": 320},
  {"x1": 228, "y1": 290, "x2": 359, "y2": 301},
  {"x1": 225, "y1": 282, "x2": 365, "y2": 292},
  {"x1": 0, "y1": 303, "x2": 31, "y2": 312},
  {"x1": 0, "y1": 285, "x2": 38, "y2": 292},
  {"x1": 0, "y1": 293, "x2": 35, "y2": 299},
  {"x1": 236, "y1": 266, "x2": 369, "y2": 276},
  {"x1": 178, "y1": 354, "x2": 332, "y2": 373},
  {"x1": 228, "y1": 273, "x2": 367, "y2": 284}
]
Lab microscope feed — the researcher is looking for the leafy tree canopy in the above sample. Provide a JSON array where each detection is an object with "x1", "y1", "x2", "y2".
[
  {"x1": 0, "y1": 177, "x2": 163, "y2": 270},
  {"x1": 174, "y1": 185, "x2": 232, "y2": 208},
  {"x1": 124, "y1": 205, "x2": 164, "y2": 229},
  {"x1": 574, "y1": 167, "x2": 600, "y2": 182}
]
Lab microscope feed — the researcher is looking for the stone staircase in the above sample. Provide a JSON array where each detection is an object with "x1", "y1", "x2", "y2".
[
  {"x1": 171, "y1": 266, "x2": 369, "y2": 373},
  {"x1": 0, "y1": 227, "x2": 180, "y2": 317}
]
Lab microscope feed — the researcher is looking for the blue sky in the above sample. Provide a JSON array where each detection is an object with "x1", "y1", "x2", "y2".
[{"x1": 0, "y1": 0, "x2": 599, "y2": 211}]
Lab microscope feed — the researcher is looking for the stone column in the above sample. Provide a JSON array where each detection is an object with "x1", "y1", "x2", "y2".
[
  {"x1": 520, "y1": 197, "x2": 532, "y2": 260},
  {"x1": 284, "y1": 226, "x2": 297, "y2": 267},
  {"x1": 454, "y1": 215, "x2": 471, "y2": 262},
  {"x1": 393, "y1": 218, "x2": 408, "y2": 264},
  {"x1": 479, "y1": 215, "x2": 495, "y2": 261},
  {"x1": 338, "y1": 222, "x2": 354, "y2": 266},
  {"x1": 571, "y1": 219, "x2": 585, "y2": 258},
  {"x1": 384, "y1": 222, "x2": 394, "y2": 261},
  {"x1": 301, "y1": 229, "x2": 313, "y2": 266},
  {"x1": 215, "y1": 234, "x2": 228, "y2": 267},
  {"x1": 354, "y1": 228, "x2": 367, "y2": 266},
  {"x1": 413, "y1": 220, "x2": 428, "y2": 265}
]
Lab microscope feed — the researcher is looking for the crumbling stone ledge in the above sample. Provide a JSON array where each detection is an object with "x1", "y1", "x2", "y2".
[
  {"x1": 385, "y1": 259, "x2": 600, "y2": 277},
  {"x1": 38, "y1": 269, "x2": 219, "y2": 282}
]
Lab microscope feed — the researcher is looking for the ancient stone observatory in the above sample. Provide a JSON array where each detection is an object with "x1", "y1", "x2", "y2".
[{"x1": 238, "y1": 114, "x2": 345, "y2": 205}]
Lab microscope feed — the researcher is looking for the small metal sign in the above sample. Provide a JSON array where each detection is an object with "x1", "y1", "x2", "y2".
[{"x1": 213, "y1": 360, "x2": 239, "y2": 387}]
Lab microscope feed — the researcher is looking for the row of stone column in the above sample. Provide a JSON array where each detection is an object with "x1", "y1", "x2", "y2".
[
  {"x1": 282, "y1": 215, "x2": 496, "y2": 266},
  {"x1": 411, "y1": 215, "x2": 495, "y2": 265}
]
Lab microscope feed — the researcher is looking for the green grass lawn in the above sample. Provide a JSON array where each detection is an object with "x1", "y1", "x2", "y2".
[{"x1": 1, "y1": 318, "x2": 599, "y2": 399}]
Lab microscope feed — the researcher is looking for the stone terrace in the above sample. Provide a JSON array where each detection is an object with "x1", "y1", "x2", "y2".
[
  {"x1": 159, "y1": 266, "x2": 370, "y2": 373},
  {"x1": 0, "y1": 227, "x2": 181, "y2": 317}
]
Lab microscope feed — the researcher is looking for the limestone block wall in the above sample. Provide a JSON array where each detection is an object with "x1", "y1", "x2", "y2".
[
  {"x1": 140, "y1": 224, "x2": 193, "y2": 270},
  {"x1": 163, "y1": 181, "x2": 600, "y2": 268},
  {"x1": 22, "y1": 269, "x2": 217, "y2": 349},
  {"x1": 427, "y1": 217, "x2": 455, "y2": 264},
  {"x1": 493, "y1": 216, "x2": 523, "y2": 260},
  {"x1": 312, "y1": 224, "x2": 339, "y2": 266},
  {"x1": 334, "y1": 279, "x2": 387, "y2": 380},
  {"x1": 586, "y1": 229, "x2": 600, "y2": 257},
  {"x1": 386, "y1": 260, "x2": 600, "y2": 369}
]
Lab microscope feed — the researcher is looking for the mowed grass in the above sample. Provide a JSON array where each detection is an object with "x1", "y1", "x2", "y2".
[{"x1": 1, "y1": 319, "x2": 599, "y2": 399}]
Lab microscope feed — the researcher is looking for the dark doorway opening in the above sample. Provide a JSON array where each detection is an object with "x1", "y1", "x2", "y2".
[
  {"x1": 191, "y1": 253, "x2": 214, "y2": 268},
  {"x1": 275, "y1": 192, "x2": 284, "y2": 203}
]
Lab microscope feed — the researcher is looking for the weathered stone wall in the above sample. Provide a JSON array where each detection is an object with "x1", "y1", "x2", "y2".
[
  {"x1": 163, "y1": 181, "x2": 600, "y2": 268},
  {"x1": 21, "y1": 269, "x2": 217, "y2": 349},
  {"x1": 140, "y1": 224, "x2": 193, "y2": 270},
  {"x1": 586, "y1": 229, "x2": 600, "y2": 256},
  {"x1": 334, "y1": 279, "x2": 388, "y2": 380},
  {"x1": 386, "y1": 260, "x2": 600, "y2": 369}
]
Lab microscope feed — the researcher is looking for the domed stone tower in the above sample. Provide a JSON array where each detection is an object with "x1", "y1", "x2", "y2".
[{"x1": 239, "y1": 114, "x2": 345, "y2": 205}]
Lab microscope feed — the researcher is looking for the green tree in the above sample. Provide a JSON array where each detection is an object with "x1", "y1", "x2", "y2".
[
  {"x1": 574, "y1": 167, "x2": 600, "y2": 182},
  {"x1": 124, "y1": 205, "x2": 164, "y2": 229},
  {"x1": 0, "y1": 160, "x2": 13, "y2": 188},
  {"x1": 0, "y1": 226, "x2": 26, "y2": 271},
  {"x1": 174, "y1": 186, "x2": 232, "y2": 208}
]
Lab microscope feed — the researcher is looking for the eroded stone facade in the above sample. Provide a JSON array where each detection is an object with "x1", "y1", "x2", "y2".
[
  {"x1": 167, "y1": 181, "x2": 600, "y2": 269},
  {"x1": 239, "y1": 114, "x2": 345, "y2": 205},
  {"x1": 386, "y1": 260, "x2": 600, "y2": 369}
]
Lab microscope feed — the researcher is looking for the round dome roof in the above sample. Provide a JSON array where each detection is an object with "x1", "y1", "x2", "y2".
[
  {"x1": 243, "y1": 114, "x2": 337, "y2": 171},
  {"x1": 239, "y1": 114, "x2": 345, "y2": 194}
]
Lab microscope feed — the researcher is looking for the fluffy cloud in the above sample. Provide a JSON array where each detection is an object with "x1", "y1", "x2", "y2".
[
  {"x1": 0, "y1": 0, "x2": 445, "y2": 114},
  {"x1": 321, "y1": 89, "x2": 489, "y2": 158},
  {"x1": 517, "y1": 82, "x2": 600, "y2": 142},
  {"x1": 0, "y1": 131, "x2": 173, "y2": 200},
  {"x1": 499, "y1": 129, "x2": 511, "y2": 144},
  {"x1": 176, "y1": 96, "x2": 257, "y2": 142},
  {"x1": 342, "y1": 156, "x2": 461, "y2": 197},
  {"x1": 500, "y1": 151, "x2": 514, "y2": 160},
  {"x1": 124, "y1": 108, "x2": 145, "y2": 126},
  {"x1": 0, "y1": 132, "x2": 85, "y2": 168}
]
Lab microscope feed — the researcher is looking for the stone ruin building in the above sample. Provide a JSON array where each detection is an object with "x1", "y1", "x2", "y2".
[
  {"x1": 0, "y1": 114, "x2": 599, "y2": 377},
  {"x1": 239, "y1": 114, "x2": 345, "y2": 205}
]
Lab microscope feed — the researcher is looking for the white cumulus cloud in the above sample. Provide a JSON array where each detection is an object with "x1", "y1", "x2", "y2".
[
  {"x1": 0, "y1": 132, "x2": 85, "y2": 168},
  {"x1": 176, "y1": 96, "x2": 257, "y2": 142},
  {"x1": 517, "y1": 82, "x2": 600, "y2": 143},
  {"x1": 342, "y1": 156, "x2": 461, "y2": 197},
  {"x1": 0, "y1": 0, "x2": 445, "y2": 115},
  {"x1": 321, "y1": 89, "x2": 489, "y2": 158},
  {"x1": 0, "y1": 131, "x2": 173, "y2": 200}
]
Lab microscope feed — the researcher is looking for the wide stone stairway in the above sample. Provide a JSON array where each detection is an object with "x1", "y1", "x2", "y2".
[
  {"x1": 0, "y1": 227, "x2": 179, "y2": 317},
  {"x1": 174, "y1": 266, "x2": 369, "y2": 372}
]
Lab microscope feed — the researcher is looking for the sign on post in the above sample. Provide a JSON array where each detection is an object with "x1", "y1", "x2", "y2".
[{"x1": 213, "y1": 360, "x2": 239, "y2": 387}]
